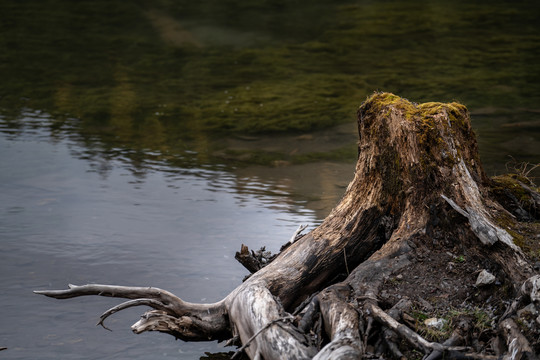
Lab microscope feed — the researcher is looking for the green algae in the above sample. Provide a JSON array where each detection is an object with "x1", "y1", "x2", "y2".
[
  {"x1": 213, "y1": 144, "x2": 357, "y2": 167},
  {"x1": 0, "y1": 0, "x2": 539, "y2": 168}
]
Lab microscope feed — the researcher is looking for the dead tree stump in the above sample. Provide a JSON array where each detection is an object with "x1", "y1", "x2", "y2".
[{"x1": 36, "y1": 93, "x2": 540, "y2": 359}]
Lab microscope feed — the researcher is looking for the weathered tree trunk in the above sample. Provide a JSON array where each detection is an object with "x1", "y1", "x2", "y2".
[{"x1": 36, "y1": 93, "x2": 540, "y2": 359}]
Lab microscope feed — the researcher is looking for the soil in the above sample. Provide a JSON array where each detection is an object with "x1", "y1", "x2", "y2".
[{"x1": 376, "y1": 181, "x2": 540, "y2": 358}]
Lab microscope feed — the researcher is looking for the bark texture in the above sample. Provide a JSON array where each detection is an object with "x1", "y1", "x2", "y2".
[{"x1": 36, "y1": 93, "x2": 540, "y2": 359}]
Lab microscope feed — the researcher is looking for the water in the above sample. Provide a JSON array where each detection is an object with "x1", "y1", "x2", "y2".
[
  {"x1": 0, "y1": 0, "x2": 539, "y2": 359},
  {"x1": 0, "y1": 113, "x2": 324, "y2": 359}
]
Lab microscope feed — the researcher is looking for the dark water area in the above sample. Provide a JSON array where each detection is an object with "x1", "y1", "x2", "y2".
[{"x1": 0, "y1": 0, "x2": 539, "y2": 359}]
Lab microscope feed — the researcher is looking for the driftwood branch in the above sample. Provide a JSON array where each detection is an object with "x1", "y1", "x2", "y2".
[
  {"x1": 35, "y1": 284, "x2": 230, "y2": 341},
  {"x1": 97, "y1": 298, "x2": 168, "y2": 330}
]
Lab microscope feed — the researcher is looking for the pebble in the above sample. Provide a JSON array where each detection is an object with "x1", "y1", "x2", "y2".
[
  {"x1": 517, "y1": 303, "x2": 538, "y2": 318},
  {"x1": 475, "y1": 269, "x2": 496, "y2": 287},
  {"x1": 424, "y1": 318, "x2": 446, "y2": 330}
]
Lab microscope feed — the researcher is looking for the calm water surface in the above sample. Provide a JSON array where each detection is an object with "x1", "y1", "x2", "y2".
[
  {"x1": 0, "y1": 113, "x2": 329, "y2": 359},
  {"x1": 0, "y1": 0, "x2": 539, "y2": 359}
]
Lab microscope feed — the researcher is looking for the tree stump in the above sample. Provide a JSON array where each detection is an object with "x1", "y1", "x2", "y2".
[{"x1": 36, "y1": 93, "x2": 540, "y2": 359}]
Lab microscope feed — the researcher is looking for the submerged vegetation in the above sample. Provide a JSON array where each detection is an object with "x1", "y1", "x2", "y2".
[{"x1": 0, "y1": 0, "x2": 539, "y2": 170}]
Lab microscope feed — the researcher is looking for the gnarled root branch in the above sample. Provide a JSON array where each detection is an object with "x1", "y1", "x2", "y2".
[
  {"x1": 313, "y1": 285, "x2": 363, "y2": 360},
  {"x1": 97, "y1": 298, "x2": 167, "y2": 330},
  {"x1": 34, "y1": 284, "x2": 230, "y2": 341},
  {"x1": 227, "y1": 283, "x2": 316, "y2": 360}
]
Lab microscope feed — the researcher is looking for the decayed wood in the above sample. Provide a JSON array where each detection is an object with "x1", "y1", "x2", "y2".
[
  {"x1": 499, "y1": 318, "x2": 535, "y2": 360},
  {"x1": 226, "y1": 282, "x2": 315, "y2": 359},
  {"x1": 312, "y1": 285, "x2": 363, "y2": 360},
  {"x1": 35, "y1": 284, "x2": 230, "y2": 341},
  {"x1": 235, "y1": 244, "x2": 263, "y2": 274},
  {"x1": 35, "y1": 93, "x2": 540, "y2": 359}
]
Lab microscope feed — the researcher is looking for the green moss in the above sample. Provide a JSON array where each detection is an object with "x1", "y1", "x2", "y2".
[
  {"x1": 508, "y1": 228, "x2": 526, "y2": 249},
  {"x1": 363, "y1": 92, "x2": 468, "y2": 132},
  {"x1": 492, "y1": 174, "x2": 532, "y2": 201},
  {"x1": 362, "y1": 92, "x2": 467, "y2": 179},
  {"x1": 410, "y1": 310, "x2": 451, "y2": 342},
  {"x1": 491, "y1": 174, "x2": 540, "y2": 260},
  {"x1": 505, "y1": 220, "x2": 540, "y2": 261},
  {"x1": 362, "y1": 92, "x2": 416, "y2": 117}
]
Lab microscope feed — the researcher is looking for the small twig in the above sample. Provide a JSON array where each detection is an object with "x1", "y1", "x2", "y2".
[
  {"x1": 344, "y1": 248, "x2": 350, "y2": 276},
  {"x1": 224, "y1": 335, "x2": 240, "y2": 347},
  {"x1": 523, "y1": 163, "x2": 540, "y2": 178},
  {"x1": 367, "y1": 303, "x2": 473, "y2": 354},
  {"x1": 231, "y1": 315, "x2": 294, "y2": 359},
  {"x1": 364, "y1": 316, "x2": 374, "y2": 349},
  {"x1": 289, "y1": 224, "x2": 308, "y2": 244},
  {"x1": 505, "y1": 156, "x2": 540, "y2": 182},
  {"x1": 499, "y1": 297, "x2": 523, "y2": 322},
  {"x1": 297, "y1": 296, "x2": 320, "y2": 332},
  {"x1": 293, "y1": 292, "x2": 319, "y2": 316}
]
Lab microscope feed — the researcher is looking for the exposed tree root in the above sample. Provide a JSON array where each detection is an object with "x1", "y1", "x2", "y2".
[
  {"x1": 312, "y1": 285, "x2": 363, "y2": 359},
  {"x1": 35, "y1": 284, "x2": 231, "y2": 341},
  {"x1": 35, "y1": 93, "x2": 540, "y2": 359}
]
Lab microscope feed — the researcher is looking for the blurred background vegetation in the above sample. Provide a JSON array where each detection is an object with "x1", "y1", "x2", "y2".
[{"x1": 0, "y1": 0, "x2": 539, "y2": 174}]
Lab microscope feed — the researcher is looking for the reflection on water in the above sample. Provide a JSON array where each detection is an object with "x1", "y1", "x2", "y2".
[
  {"x1": 0, "y1": 113, "x2": 328, "y2": 359},
  {"x1": 0, "y1": 0, "x2": 538, "y2": 172}
]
